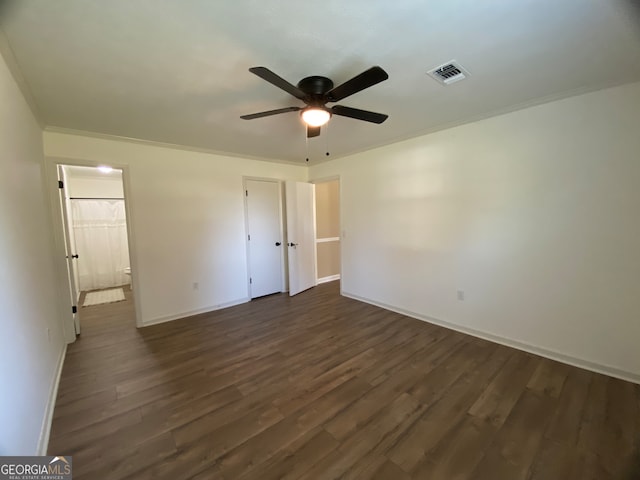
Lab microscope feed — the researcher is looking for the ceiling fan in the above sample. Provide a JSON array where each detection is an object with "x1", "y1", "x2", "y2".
[{"x1": 241, "y1": 66, "x2": 389, "y2": 138}]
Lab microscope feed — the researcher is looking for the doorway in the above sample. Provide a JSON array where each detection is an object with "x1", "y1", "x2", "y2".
[
  {"x1": 313, "y1": 178, "x2": 341, "y2": 284},
  {"x1": 55, "y1": 163, "x2": 137, "y2": 337}
]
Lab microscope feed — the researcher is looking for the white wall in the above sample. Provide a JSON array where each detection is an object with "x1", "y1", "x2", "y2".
[
  {"x1": 65, "y1": 169, "x2": 124, "y2": 198},
  {"x1": 310, "y1": 82, "x2": 640, "y2": 382},
  {"x1": 44, "y1": 133, "x2": 307, "y2": 325},
  {"x1": 0, "y1": 53, "x2": 65, "y2": 453}
]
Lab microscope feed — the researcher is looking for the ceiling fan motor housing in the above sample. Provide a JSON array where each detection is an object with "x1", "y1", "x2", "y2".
[{"x1": 297, "y1": 76, "x2": 334, "y2": 103}]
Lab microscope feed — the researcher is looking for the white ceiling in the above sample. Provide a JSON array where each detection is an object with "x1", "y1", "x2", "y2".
[{"x1": 2, "y1": 1, "x2": 640, "y2": 164}]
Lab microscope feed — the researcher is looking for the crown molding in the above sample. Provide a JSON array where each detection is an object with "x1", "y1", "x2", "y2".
[{"x1": 44, "y1": 126, "x2": 309, "y2": 168}]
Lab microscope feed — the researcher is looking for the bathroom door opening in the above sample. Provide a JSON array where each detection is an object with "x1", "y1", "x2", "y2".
[{"x1": 57, "y1": 164, "x2": 135, "y2": 333}]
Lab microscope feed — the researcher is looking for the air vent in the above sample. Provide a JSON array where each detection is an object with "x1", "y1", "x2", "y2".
[{"x1": 427, "y1": 60, "x2": 470, "y2": 86}]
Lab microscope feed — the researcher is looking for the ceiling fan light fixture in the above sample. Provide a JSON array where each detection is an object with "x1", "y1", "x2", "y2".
[
  {"x1": 301, "y1": 108, "x2": 331, "y2": 127},
  {"x1": 242, "y1": 66, "x2": 389, "y2": 138}
]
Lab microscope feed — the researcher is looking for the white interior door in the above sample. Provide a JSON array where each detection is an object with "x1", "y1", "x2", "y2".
[
  {"x1": 57, "y1": 165, "x2": 80, "y2": 335},
  {"x1": 286, "y1": 181, "x2": 317, "y2": 296},
  {"x1": 245, "y1": 179, "x2": 284, "y2": 298}
]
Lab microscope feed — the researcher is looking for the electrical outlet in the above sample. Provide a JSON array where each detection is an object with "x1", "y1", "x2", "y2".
[
  {"x1": 457, "y1": 290, "x2": 465, "y2": 301},
  {"x1": 193, "y1": 282, "x2": 199, "y2": 290}
]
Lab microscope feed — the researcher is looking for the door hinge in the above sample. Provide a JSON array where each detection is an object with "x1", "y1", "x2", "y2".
[
  {"x1": 245, "y1": 190, "x2": 248, "y2": 197},
  {"x1": 72, "y1": 305, "x2": 77, "y2": 314},
  {"x1": 248, "y1": 234, "x2": 250, "y2": 241},
  {"x1": 249, "y1": 277, "x2": 252, "y2": 284},
  {"x1": 58, "y1": 180, "x2": 64, "y2": 189}
]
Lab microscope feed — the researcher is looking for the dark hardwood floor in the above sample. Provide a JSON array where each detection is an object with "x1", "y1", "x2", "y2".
[{"x1": 49, "y1": 282, "x2": 640, "y2": 479}]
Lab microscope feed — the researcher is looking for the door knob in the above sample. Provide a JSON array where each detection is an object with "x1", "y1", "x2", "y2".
[
  {"x1": 288, "y1": 242, "x2": 298, "y2": 247},
  {"x1": 275, "y1": 242, "x2": 281, "y2": 246},
  {"x1": 72, "y1": 254, "x2": 79, "y2": 259}
]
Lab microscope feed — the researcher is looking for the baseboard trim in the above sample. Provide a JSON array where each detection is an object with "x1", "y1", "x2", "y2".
[
  {"x1": 317, "y1": 274, "x2": 341, "y2": 285},
  {"x1": 142, "y1": 297, "x2": 250, "y2": 327},
  {"x1": 342, "y1": 291, "x2": 640, "y2": 385},
  {"x1": 37, "y1": 343, "x2": 67, "y2": 455}
]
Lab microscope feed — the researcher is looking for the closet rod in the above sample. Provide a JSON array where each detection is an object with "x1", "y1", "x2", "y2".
[{"x1": 69, "y1": 197, "x2": 125, "y2": 200}]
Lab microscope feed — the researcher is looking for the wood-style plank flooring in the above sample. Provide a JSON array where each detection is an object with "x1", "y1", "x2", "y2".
[{"x1": 49, "y1": 282, "x2": 640, "y2": 479}]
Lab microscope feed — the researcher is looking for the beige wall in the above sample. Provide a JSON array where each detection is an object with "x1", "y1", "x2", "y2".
[
  {"x1": 310, "y1": 81, "x2": 640, "y2": 382},
  {"x1": 314, "y1": 179, "x2": 340, "y2": 280},
  {"x1": 316, "y1": 241, "x2": 340, "y2": 279},
  {"x1": 315, "y1": 180, "x2": 340, "y2": 238}
]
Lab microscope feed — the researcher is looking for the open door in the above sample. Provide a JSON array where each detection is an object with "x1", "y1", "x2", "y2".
[
  {"x1": 57, "y1": 165, "x2": 81, "y2": 335},
  {"x1": 285, "y1": 181, "x2": 317, "y2": 296}
]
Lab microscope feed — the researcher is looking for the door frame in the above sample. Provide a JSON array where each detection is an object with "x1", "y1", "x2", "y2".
[
  {"x1": 45, "y1": 157, "x2": 142, "y2": 342},
  {"x1": 57, "y1": 165, "x2": 81, "y2": 335},
  {"x1": 310, "y1": 175, "x2": 342, "y2": 292},
  {"x1": 242, "y1": 177, "x2": 287, "y2": 297}
]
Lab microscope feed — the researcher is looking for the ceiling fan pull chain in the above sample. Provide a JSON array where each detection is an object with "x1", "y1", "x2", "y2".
[
  {"x1": 305, "y1": 130, "x2": 309, "y2": 162},
  {"x1": 325, "y1": 121, "x2": 330, "y2": 157}
]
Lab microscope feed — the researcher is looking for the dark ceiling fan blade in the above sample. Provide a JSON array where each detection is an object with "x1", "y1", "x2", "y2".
[
  {"x1": 240, "y1": 106, "x2": 301, "y2": 120},
  {"x1": 325, "y1": 66, "x2": 389, "y2": 102},
  {"x1": 307, "y1": 126, "x2": 321, "y2": 138},
  {"x1": 331, "y1": 105, "x2": 388, "y2": 124},
  {"x1": 249, "y1": 67, "x2": 307, "y2": 100}
]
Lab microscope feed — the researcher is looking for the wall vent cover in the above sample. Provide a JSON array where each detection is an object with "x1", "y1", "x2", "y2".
[{"x1": 427, "y1": 60, "x2": 470, "y2": 85}]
